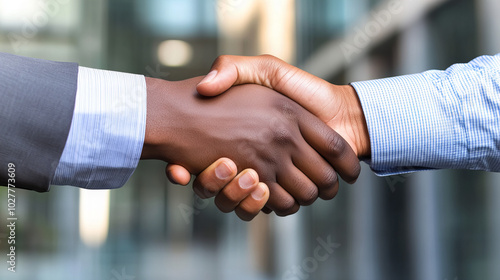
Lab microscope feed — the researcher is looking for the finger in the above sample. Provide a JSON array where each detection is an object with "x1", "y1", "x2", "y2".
[
  {"x1": 214, "y1": 169, "x2": 259, "y2": 213},
  {"x1": 276, "y1": 165, "x2": 318, "y2": 206},
  {"x1": 195, "y1": 55, "x2": 289, "y2": 96},
  {"x1": 299, "y1": 115, "x2": 361, "y2": 184},
  {"x1": 235, "y1": 183, "x2": 270, "y2": 221},
  {"x1": 319, "y1": 181, "x2": 340, "y2": 200},
  {"x1": 197, "y1": 69, "x2": 238, "y2": 97},
  {"x1": 196, "y1": 55, "x2": 336, "y2": 121},
  {"x1": 291, "y1": 144, "x2": 340, "y2": 200},
  {"x1": 192, "y1": 158, "x2": 238, "y2": 199},
  {"x1": 165, "y1": 164, "x2": 192, "y2": 185},
  {"x1": 265, "y1": 182, "x2": 300, "y2": 216},
  {"x1": 262, "y1": 207, "x2": 273, "y2": 214}
]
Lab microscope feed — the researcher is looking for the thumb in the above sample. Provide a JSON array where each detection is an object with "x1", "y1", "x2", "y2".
[
  {"x1": 197, "y1": 55, "x2": 277, "y2": 96},
  {"x1": 196, "y1": 69, "x2": 237, "y2": 97},
  {"x1": 196, "y1": 57, "x2": 240, "y2": 96},
  {"x1": 196, "y1": 55, "x2": 335, "y2": 119}
]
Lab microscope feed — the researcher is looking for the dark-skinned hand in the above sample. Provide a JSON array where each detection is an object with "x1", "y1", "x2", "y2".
[{"x1": 142, "y1": 76, "x2": 360, "y2": 220}]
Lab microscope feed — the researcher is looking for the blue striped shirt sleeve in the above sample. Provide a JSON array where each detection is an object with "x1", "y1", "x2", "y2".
[
  {"x1": 351, "y1": 54, "x2": 500, "y2": 175},
  {"x1": 51, "y1": 67, "x2": 147, "y2": 189}
]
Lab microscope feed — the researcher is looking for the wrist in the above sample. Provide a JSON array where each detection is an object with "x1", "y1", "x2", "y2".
[
  {"x1": 141, "y1": 76, "x2": 207, "y2": 164},
  {"x1": 340, "y1": 85, "x2": 371, "y2": 158},
  {"x1": 141, "y1": 77, "x2": 175, "y2": 161}
]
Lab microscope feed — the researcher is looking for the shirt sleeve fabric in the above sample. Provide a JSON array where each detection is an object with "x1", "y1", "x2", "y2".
[
  {"x1": 51, "y1": 66, "x2": 147, "y2": 189},
  {"x1": 351, "y1": 54, "x2": 500, "y2": 176}
]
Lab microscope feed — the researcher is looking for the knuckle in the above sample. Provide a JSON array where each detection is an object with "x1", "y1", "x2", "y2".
[
  {"x1": 275, "y1": 99, "x2": 298, "y2": 118},
  {"x1": 347, "y1": 163, "x2": 362, "y2": 183},
  {"x1": 214, "y1": 197, "x2": 234, "y2": 213},
  {"x1": 297, "y1": 195, "x2": 317, "y2": 207},
  {"x1": 338, "y1": 161, "x2": 361, "y2": 184},
  {"x1": 296, "y1": 185, "x2": 318, "y2": 206},
  {"x1": 193, "y1": 180, "x2": 219, "y2": 198},
  {"x1": 260, "y1": 54, "x2": 286, "y2": 69},
  {"x1": 221, "y1": 189, "x2": 241, "y2": 205},
  {"x1": 260, "y1": 54, "x2": 277, "y2": 60},
  {"x1": 236, "y1": 203, "x2": 260, "y2": 217},
  {"x1": 235, "y1": 208, "x2": 256, "y2": 222},
  {"x1": 326, "y1": 133, "x2": 346, "y2": 157},
  {"x1": 214, "y1": 193, "x2": 236, "y2": 213},
  {"x1": 272, "y1": 197, "x2": 298, "y2": 215},
  {"x1": 261, "y1": 207, "x2": 272, "y2": 214},
  {"x1": 275, "y1": 203, "x2": 300, "y2": 216},
  {"x1": 266, "y1": 104, "x2": 299, "y2": 146},
  {"x1": 259, "y1": 54, "x2": 280, "y2": 66},
  {"x1": 318, "y1": 169, "x2": 338, "y2": 190},
  {"x1": 271, "y1": 126, "x2": 294, "y2": 146},
  {"x1": 213, "y1": 55, "x2": 234, "y2": 67},
  {"x1": 320, "y1": 183, "x2": 339, "y2": 200}
]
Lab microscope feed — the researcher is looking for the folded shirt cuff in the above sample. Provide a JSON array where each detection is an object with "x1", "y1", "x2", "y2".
[
  {"x1": 351, "y1": 71, "x2": 467, "y2": 176},
  {"x1": 52, "y1": 66, "x2": 147, "y2": 189}
]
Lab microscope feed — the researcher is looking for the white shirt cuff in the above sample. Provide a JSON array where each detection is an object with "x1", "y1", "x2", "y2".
[{"x1": 52, "y1": 66, "x2": 147, "y2": 189}]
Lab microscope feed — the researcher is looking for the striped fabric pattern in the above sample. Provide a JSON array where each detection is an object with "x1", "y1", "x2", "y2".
[
  {"x1": 52, "y1": 67, "x2": 147, "y2": 189},
  {"x1": 352, "y1": 54, "x2": 500, "y2": 175}
]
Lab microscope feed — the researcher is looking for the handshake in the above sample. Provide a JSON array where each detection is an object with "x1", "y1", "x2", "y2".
[{"x1": 141, "y1": 55, "x2": 371, "y2": 221}]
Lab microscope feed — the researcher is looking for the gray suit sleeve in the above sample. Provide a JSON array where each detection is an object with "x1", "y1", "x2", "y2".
[{"x1": 0, "y1": 52, "x2": 78, "y2": 192}]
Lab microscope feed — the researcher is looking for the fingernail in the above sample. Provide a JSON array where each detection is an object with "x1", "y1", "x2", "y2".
[
  {"x1": 251, "y1": 185, "x2": 266, "y2": 200},
  {"x1": 239, "y1": 171, "x2": 256, "y2": 189},
  {"x1": 215, "y1": 161, "x2": 232, "y2": 180},
  {"x1": 199, "y1": 70, "x2": 218, "y2": 84}
]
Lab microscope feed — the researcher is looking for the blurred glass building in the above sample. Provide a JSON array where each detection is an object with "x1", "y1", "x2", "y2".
[{"x1": 0, "y1": 0, "x2": 499, "y2": 279}]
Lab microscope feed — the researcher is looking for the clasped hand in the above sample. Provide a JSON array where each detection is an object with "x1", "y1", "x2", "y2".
[{"x1": 142, "y1": 56, "x2": 367, "y2": 221}]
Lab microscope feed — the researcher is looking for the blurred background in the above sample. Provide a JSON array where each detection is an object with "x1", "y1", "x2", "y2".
[{"x1": 0, "y1": 0, "x2": 499, "y2": 279}]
